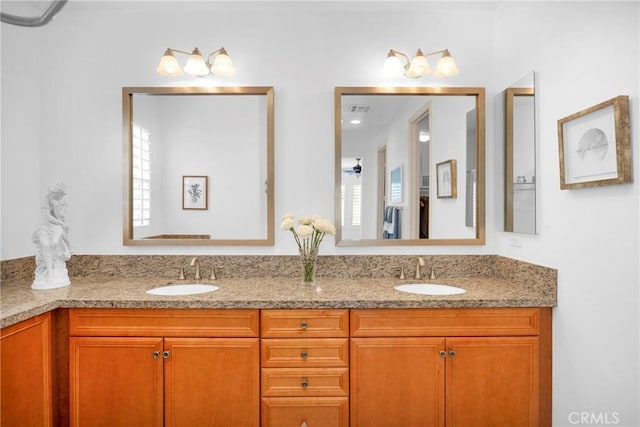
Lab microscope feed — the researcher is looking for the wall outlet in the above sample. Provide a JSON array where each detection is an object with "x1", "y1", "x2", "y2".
[{"x1": 510, "y1": 236, "x2": 522, "y2": 247}]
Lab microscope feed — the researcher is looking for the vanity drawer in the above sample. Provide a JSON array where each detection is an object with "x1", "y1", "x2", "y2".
[
  {"x1": 261, "y1": 338, "x2": 349, "y2": 368},
  {"x1": 261, "y1": 397, "x2": 349, "y2": 427},
  {"x1": 350, "y1": 308, "x2": 541, "y2": 337},
  {"x1": 261, "y1": 368, "x2": 349, "y2": 397},
  {"x1": 68, "y1": 308, "x2": 259, "y2": 337},
  {"x1": 261, "y1": 310, "x2": 349, "y2": 338}
]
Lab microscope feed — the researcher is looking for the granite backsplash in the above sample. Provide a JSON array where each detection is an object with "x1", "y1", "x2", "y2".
[{"x1": 2, "y1": 254, "x2": 556, "y2": 286}]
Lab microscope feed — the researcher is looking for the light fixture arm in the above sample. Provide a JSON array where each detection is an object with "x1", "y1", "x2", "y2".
[
  {"x1": 164, "y1": 47, "x2": 193, "y2": 56},
  {"x1": 421, "y1": 48, "x2": 449, "y2": 58}
]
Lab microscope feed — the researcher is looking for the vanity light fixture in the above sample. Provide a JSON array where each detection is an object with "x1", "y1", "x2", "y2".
[
  {"x1": 383, "y1": 48, "x2": 459, "y2": 78},
  {"x1": 156, "y1": 47, "x2": 236, "y2": 77}
]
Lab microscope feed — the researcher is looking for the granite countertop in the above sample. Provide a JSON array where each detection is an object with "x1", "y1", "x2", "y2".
[{"x1": 0, "y1": 275, "x2": 556, "y2": 328}]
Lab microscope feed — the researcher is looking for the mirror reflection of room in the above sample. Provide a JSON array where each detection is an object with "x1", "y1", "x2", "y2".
[
  {"x1": 339, "y1": 92, "x2": 478, "y2": 243},
  {"x1": 503, "y1": 72, "x2": 536, "y2": 234},
  {"x1": 123, "y1": 87, "x2": 275, "y2": 246}
]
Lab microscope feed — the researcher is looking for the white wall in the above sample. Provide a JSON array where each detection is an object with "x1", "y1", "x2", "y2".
[
  {"x1": 1, "y1": 1, "x2": 496, "y2": 257},
  {"x1": 494, "y1": 2, "x2": 639, "y2": 426},
  {"x1": 1, "y1": 22, "x2": 43, "y2": 258},
  {"x1": 1, "y1": 1, "x2": 638, "y2": 424}
]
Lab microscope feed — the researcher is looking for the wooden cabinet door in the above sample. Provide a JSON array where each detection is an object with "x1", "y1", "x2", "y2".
[
  {"x1": 1, "y1": 313, "x2": 52, "y2": 427},
  {"x1": 164, "y1": 337, "x2": 260, "y2": 427},
  {"x1": 350, "y1": 337, "x2": 445, "y2": 427},
  {"x1": 69, "y1": 336, "x2": 164, "y2": 427},
  {"x1": 445, "y1": 337, "x2": 539, "y2": 427}
]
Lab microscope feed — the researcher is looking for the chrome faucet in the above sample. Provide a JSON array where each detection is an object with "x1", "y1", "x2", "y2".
[
  {"x1": 415, "y1": 257, "x2": 425, "y2": 279},
  {"x1": 190, "y1": 257, "x2": 202, "y2": 280}
]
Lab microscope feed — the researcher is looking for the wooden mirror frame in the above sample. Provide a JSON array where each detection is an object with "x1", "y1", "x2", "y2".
[
  {"x1": 504, "y1": 85, "x2": 535, "y2": 232},
  {"x1": 334, "y1": 86, "x2": 485, "y2": 246},
  {"x1": 122, "y1": 86, "x2": 275, "y2": 246}
]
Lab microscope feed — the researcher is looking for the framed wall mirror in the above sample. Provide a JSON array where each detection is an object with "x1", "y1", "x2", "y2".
[
  {"x1": 500, "y1": 72, "x2": 536, "y2": 234},
  {"x1": 123, "y1": 86, "x2": 274, "y2": 246},
  {"x1": 335, "y1": 87, "x2": 485, "y2": 246}
]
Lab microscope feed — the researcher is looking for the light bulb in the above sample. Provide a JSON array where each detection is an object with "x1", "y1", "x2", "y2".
[
  {"x1": 183, "y1": 48, "x2": 210, "y2": 76},
  {"x1": 156, "y1": 50, "x2": 183, "y2": 76},
  {"x1": 382, "y1": 51, "x2": 405, "y2": 78},
  {"x1": 434, "y1": 51, "x2": 459, "y2": 77},
  {"x1": 210, "y1": 48, "x2": 236, "y2": 76},
  {"x1": 406, "y1": 50, "x2": 431, "y2": 78}
]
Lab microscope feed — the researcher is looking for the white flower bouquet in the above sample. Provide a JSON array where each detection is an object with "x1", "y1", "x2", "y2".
[{"x1": 281, "y1": 213, "x2": 336, "y2": 284}]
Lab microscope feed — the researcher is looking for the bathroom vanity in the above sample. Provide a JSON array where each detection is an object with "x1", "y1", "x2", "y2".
[{"x1": 0, "y1": 256, "x2": 555, "y2": 427}]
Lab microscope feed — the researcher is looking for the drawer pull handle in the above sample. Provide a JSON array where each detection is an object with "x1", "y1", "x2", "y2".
[
  {"x1": 300, "y1": 351, "x2": 308, "y2": 360},
  {"x1": 301, "y1": 379, "x2": 309, "y2": 389},
  {"x1": 162, "y1": 351, "x2": 170, "y2": 359},
  {"x1": 300, "y1": 320, "x2": 308, "y2": 330},
  {"x1": 439, "y1": 350, "x2": 447, "y2": 358},
  {"x1": 152, "y1": 351, "x2": 161, "y2": 359}
]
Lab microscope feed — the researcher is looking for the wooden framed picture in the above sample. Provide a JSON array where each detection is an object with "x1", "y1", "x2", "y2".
[
  {"x1": 182, "y1": 175, "x2": 208, "y2": 210},
  {"x1": 557, "y1": 95, "x2": 631, "y2": 189},
  {"x1": 436, "y1": 159, "x2": 457, "y2": 198}
]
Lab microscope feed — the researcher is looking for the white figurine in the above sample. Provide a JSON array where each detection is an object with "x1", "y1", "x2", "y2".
[{"x1": 32, "y1": 183, "x2": 72, "y2": 289}]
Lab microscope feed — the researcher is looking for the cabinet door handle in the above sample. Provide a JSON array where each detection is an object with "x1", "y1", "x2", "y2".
[
  {"x1": 152, "y1": 351, "x2": 161, "y2": 359},
  {"x1": 448, "y1": 350, "x2": 456, "y2": 358},
  {"x1": 162, "y1": 351, "x2": 170, "y2": 359},
  {"x1": 300, "y1": 351, "x2": 308, "y2": 360},
  {"x1": 439, "y1": 350, "x2": 447, "y2": 358},
  {"x1": 301, "y1": 379, "x2": 309, "y2": 389},
  {"x1": 300, "y1": 320, "x2": 308, "y2": 330}
]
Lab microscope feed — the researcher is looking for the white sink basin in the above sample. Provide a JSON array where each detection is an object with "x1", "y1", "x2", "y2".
[
  {"x1": 146, "y1": 284, "x2": 220, "y2": 296},
  {"x1": 394, "y1": 283, "x2": 466, "y2": 296}
]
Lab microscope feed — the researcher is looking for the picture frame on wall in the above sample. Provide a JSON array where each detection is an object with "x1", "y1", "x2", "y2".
[
  {"x1": 436, "y1": 159, "x2": 457, "y2": 199},
  {"x1": 557, "y1": 95, "x2": 631, "y2": 190},
  {"x1": 182, "y1": 175, "x2": 208, "y2": 210}
]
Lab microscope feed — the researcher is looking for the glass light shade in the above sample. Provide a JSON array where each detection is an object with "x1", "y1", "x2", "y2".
[
  {"x1": 183, "y1": 49, "x2": 210, "y2": 76},
  {"x1": 434, "y1": 53, "x2": 459, "y2": 77},
  {"x1": 210, "y1": 53, "x2": 236, "y2": 76},
  {"x1": 156, "y1": 52, "x2": 183, "y2": 76},
  {"x1": 382, "y1": 52, "x2": 405, "y2": 78},
  {"x1": 406, "y1": 51, "x2": 432, "y2": 78}
]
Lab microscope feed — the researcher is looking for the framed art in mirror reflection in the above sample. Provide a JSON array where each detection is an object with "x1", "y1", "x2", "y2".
[
  {"x1": 182, "y1": 175, "x2": 208, "y2": 210},
  {"x1": 436, "y1": 159, "x2": 457, "y2": 199}
]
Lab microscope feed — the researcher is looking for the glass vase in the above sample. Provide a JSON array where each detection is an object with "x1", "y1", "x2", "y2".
[{"x1": 299, "y1": 247, "x2": 318, "y2": 286}]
